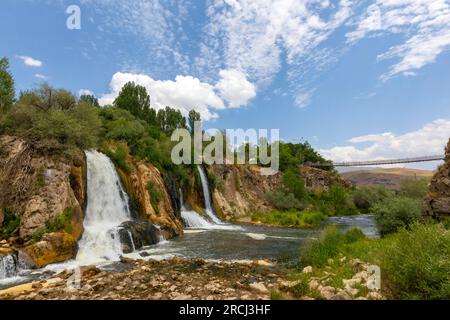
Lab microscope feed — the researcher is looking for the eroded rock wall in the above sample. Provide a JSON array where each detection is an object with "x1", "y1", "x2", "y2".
[
  {"x1": 423, "y1": 139, "x2": 450, "y2": 220},
  {"x1": 0, "y1": 135, "x2": 86, "y2": 267},
  {"x1": 116, "y1": 158, "x2": 183, "y2": 239}
]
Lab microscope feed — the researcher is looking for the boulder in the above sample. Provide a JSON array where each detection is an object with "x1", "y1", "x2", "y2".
[{"x1": 118, "y1": 220, "x2": 164, "y2": 253}]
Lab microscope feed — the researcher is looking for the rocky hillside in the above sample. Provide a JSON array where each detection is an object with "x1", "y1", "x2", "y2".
[
  {"x1": 207, "y1": 164, "x2": 348, "y2": 220},
  {"x1": 423, "y1": 139, "x2": 450, "y2": 220},
  {"x1": 0, "y1": 135, "x2": 86, "y2": 268}
]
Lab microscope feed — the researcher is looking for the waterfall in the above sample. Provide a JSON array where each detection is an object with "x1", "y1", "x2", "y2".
[
  {"x1": 197, "y1": 166, "x2": 223, "y2": 224},
  {"x1": 127, "y1": 231, "x2": 136, "y2": 252},
  {"x1": 76, "y1": 150, "x2": 133, "y2": 265},
  {"x1": 0, "y1": 255, "x2": 18, "y2": 280}
]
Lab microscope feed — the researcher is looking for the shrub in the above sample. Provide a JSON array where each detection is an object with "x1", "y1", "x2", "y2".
[
  {"x1": 399, "y1": 178, "x2": 429, "y2": 199},
  {"x1": 1, "y1": 208, "x2": 20, "y2": 237},
  {"x1": 373, "y1": 196, "x2": 422, "y2": 235},
  {"x1": 314, "y1": 184, "x2": 357, "y2": 216},
  {"x1": 380, "y1": 223, "x2": 450, "y2": 299},
  {"x1": 301, "y1": 226, "x2": 365, "y2": 267},
  {"x1": 282, "y1": 168, "x2": 307, "y2": 200},
  {"x1": 351, "y1": 186, "x2": 392, "y2": 213},
  {"x1": 104, "y1": 143, "x2": 131, "y2": 173},
  {"x1": 146, "y1": 181, "x2": 162, "y2": 214},
  {"x1": 266, "y1": 191, "x2": 305, "y2": 211}
]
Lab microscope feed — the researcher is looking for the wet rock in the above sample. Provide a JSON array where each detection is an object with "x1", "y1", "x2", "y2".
[{"x1": 118, "y1": 221, "x2": 164, "y2": 253}]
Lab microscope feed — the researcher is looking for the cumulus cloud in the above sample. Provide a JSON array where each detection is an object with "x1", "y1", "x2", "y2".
[
  {"x1": 215, "y1": 69, "x2": 256, "y2": 108},
  {"x1": 99, "y1": 69, "x2": 255, "y2": 121},
  {"x1": 347, "y1": 0, "x2": 450, "y2": 81},
  {"x1": 320, "y1": 119, "x2": 450, "y2": 162},
  {"x1": 17, "y1": 55, "x2": 43, "y2": 67},
  {"x1": 78, "y1": 89, "x2": 94, "y2": 97}
]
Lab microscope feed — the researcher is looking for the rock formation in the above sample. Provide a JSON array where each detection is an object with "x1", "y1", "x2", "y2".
[
  {"x1": 0, "y1": 135, "x2": 86, "y2": 268},
  {"x1": 423, "y1": 139, "x2": 450, "y2": 220},
  {"x1": 115, "y1": 157, "x2": 183, "y2": 239}
]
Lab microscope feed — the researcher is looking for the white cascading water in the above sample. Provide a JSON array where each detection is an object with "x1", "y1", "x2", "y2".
[
  {"x1": 75, "y1": 150, "x2": 132, "y2": 265},
  {"x1": 0, "y1": 255, "x2": 17, "y2": 280},
  {"x1": 197, "y1": 166, "x2": 223, "y2": 224}
]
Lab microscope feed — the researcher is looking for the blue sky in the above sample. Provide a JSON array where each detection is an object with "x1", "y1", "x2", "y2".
[{"x1": 1, "y1": 0, "x2": 450, "y2": 169}]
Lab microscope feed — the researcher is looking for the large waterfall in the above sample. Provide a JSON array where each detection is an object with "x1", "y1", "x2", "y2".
[
  {"x1": 75, "y1": 150, "x2": 132, "y2": 265},
  {"x1": 197, "y1": 166, "x2": 223, "y2": 224}
]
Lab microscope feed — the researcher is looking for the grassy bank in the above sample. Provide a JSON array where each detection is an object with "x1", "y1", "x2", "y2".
[
  {"x1": 286, "y1": 223, "x2": 450, "y2": 300},
  {"x1": 249, "y1": 210, "x2": 327, "y2": 228}
]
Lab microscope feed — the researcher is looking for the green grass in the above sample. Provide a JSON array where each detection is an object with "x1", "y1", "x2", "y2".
[
  {"x1": 299, "y1": 223, "x2": 450, "y2": 299},
  {"x1": 251, "y1": 210, "x2": 327, "y2": 228}
]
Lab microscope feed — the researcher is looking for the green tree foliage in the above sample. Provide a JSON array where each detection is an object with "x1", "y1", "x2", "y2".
[
  {"x1": 399, "y1": 178, "x2": 429, "y2": 199},
  {"x1": 188, "y1": 110, "x2": 201, "y2": 135},
  {"x1": 317, "y1": 184, "x2": 357, "y2": 216},
  {"x1": 266, "y1": 191, "x2": 305, "y2": 211},
  {"x1": 113, "y1": 81, "x2": 156, "y2": 125},
  {"x1": 277, "y1": 141, "x2": 330, "y2": 171},
  {"x1": 0, "y1": 208, "x2": 20, "y2": 237},
  {"x1": 100, "y1": 106, "x2": 146, "y2": 143},
  {"x1": 0, "y1": 57, "x2": 15, "y2": 114},
  {"x1": 18, "y1": 84, "x2": 76, "y2": 111},
  {"x1": 282, "y1": 167, "x2": 307, "y2": 200},
  {"x1": 79, "y1": 94, "x2": 100, "y2": 108},
  {"x1": 373, "y1": 196, "x2": 422, "y2": 235},
  {"x1": 157, "y1": 106, "x2": 187, "y2": 136},
  {"x1": 351, "y1": 186, "x2": 392, "y2": 213},
  {"x1": 1, "y1": 98, "x2": 101, "y2": 155}
]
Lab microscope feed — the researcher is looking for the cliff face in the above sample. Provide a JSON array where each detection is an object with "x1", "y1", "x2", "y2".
[
  {"x1": 208, "y1": 164, "x2": 349, "y2": 220},
  {"x1": 116, "y1": 157, "x2": 183, "y2": 239},
  {"x1": 423, "y1": 139, "x2": 450, "y2": 220},
  {"x1": 0, "y1": 135, "x2": 86, "y2": 268}
]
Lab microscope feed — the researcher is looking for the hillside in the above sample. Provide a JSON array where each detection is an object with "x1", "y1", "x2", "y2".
[{"x1": 341, "y1": 168, "x2": 434, "y2": 190}]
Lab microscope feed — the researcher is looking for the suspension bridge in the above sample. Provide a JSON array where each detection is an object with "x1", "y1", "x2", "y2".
[{"x1": 308, "y1": 155, "x2": 445, "y2": 168}]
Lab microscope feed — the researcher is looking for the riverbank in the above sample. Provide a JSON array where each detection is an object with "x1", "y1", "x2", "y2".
[{"x1": 0, "y1": 256, "x2": 384, "y2": 300}]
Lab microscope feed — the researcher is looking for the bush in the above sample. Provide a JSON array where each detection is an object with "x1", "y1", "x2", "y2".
[
  {"x1": 1, "y1": 208, "x2": 20, "y2": 237},
  {"x1": 373, "y1": 196, "x2": 422, "y2": 235},
  {"x1": 380, "y1": 223, "x2": 450, "y2": 299},
  {"x1": 146, "y1": 181, "x2": 162, "y2": 214},
  {"x1": 282, "y1": 168, "x2": 307, "y2": 200},
  {"x1": 399, "y1": 178, "x2": 429, "y2": 199},
  {"x1": 266, "y1": 191, "x2": 305, "y2": 211},
  {"x1": 351, "y1": 186, "x2": 392, "y2": 213},
  {"x1": 252, "y1": 210, "x2": 327, "y2": 228},
  {"x1": 0, "y1": 103, "x2": 101, "y2": 155},
  {"x1": 314, "y1": 184, "x2": 357, "y2": 216},
  {"x1": 104, "y1": 142, "x2": 131, "y2": 173},
  {"x1": 301, "y1": 226, "x2": 365, "y2": 267},
  {"x1": 32, "y1": 208, "x2": 73, "y2": 242}
]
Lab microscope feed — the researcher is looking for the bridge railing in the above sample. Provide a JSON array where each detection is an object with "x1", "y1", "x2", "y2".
[{"x1": 307, "y1": 155, "x2": 445, "y2": 168}]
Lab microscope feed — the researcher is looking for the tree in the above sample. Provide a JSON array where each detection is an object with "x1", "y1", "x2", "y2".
[
  {"x1": 282, "y1": 167, "x2": 307, "y2": 200},
  {"x1": 188, "y1": 110, "x2": 201, "y2": 135},
  {"x1": 18, "y1": 84, "x2": 76, "y2": 111},
  {"x1": 113, "y1": 81, "x2": 155, "y2": 124},
  {"x1": 0, "y1": 57, "x2": 15, "y2": 114},
  {"x1": 79, "y1": 94, "x2": 100, "y2": 108},
  {"x1": 157, "y1": 106, "x2": 186, "y2": 136}
]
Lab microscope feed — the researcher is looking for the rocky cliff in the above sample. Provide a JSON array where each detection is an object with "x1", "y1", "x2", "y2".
[
  {"x1": 423, "y1": 139, "x2": 450, "y2": 220},
  {"x1": 115, "y1": 156, "x2": 183, "y2": 239},
  {"x1": 207, "y1": 164, "x2": 346, "y2": 220},
  {"x1": 0, "y1": 135, "x2": 86, "y2": 268}
]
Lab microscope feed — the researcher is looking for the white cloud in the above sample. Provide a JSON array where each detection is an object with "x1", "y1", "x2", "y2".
[
  {"x1": 294, "y1": 90, "x2": 314, "y2": 108},
  {"x1": 78, "y1": 89, "x2": 94, "y2": 97},
  {"x1": 201, "y1": 0, "x2": 354, "y2": 83},
  {"x1": 17, "y1": 55, "x2": 43, "y2": 67},
  {"x1": 100, "y1": 70, "x2": 257, "y2": 120},
  {"x1": 320, "y1": 119, "x2": 450, "y2": 162},
  {"x1": 34, "y1": 74, "x2": 48, "y2": 80},
  {"x1": 347, "y1": 0, "x2": 450, "y2": 81},
  {"x1": 215, "y1": 69, "x2": 256, "y2": 108}
]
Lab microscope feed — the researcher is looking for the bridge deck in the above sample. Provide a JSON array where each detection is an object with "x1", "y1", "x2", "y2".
[{"x1": 309, "y1": 155, "x2": 445, "y2": 167}]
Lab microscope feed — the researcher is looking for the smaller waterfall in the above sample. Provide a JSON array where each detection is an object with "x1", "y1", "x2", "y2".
[
  {"x1": 181, "y1": 210, "x2": 216, "y2": 228},
  {"x1": 0, "y1": 255, "x2": 18, "y2": 280},
  {"x1": 197, "y1": 166, "x2": 223, "y2": 224},
  {"x1": 127, "y1": 231, "x2": 136, "y2": 252}
]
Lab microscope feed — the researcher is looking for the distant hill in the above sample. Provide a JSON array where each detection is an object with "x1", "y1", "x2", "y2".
[{"x1": 341, "y1": 168, "x2": 434, "y2": 190}]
